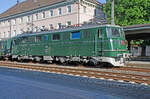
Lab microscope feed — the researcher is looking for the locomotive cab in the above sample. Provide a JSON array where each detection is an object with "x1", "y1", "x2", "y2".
[{"x1": 96, "y1": 25, "x2": 129, "y2": 66}]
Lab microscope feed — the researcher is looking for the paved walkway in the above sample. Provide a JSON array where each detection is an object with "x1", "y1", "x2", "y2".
[{"x1": 0, "y1": 67, "x2": 150, "y2": 99}]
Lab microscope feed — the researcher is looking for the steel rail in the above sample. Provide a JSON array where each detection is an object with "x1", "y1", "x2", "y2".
[{"x1": 112, "y1": 67, "x2": 150, "y2": 72}]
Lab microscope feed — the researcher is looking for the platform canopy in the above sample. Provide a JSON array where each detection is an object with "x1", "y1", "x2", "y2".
[{"x1": 123, "y1": 24, "x2": 150, "y2": 40}]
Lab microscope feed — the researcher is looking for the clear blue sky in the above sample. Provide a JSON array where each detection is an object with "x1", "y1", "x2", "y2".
[{"x1": 0, "y1": 0, "x2": 106, "y2": 14}]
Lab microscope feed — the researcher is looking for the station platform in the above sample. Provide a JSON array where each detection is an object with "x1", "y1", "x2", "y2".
[
  {"x1": 130, "y1": 56, "x2": 150, "y2": 62},
  {"x1": 0, "y1": 67, "x2": 150, "y2": 99},
  {"x1": 126, "y1": 57, "x2": 150, "y2": 67}
]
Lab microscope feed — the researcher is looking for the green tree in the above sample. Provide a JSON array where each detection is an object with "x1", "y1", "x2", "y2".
[{"x1": 103, "y1": 0, "x2": 150, "y2": 26}]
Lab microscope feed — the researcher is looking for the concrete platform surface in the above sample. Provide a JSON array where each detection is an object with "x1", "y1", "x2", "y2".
[
  {"x1": 0, "y1": 67, "x2": 150, "y2": 99},
  {"x1": 126, "y1": 61, "x2": 150, "y2": 67}
]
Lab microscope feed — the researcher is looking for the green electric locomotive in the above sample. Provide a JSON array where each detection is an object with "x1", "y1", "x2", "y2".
[{"x1": 10, "y1": 24, "x2": 129, "y2": 66}]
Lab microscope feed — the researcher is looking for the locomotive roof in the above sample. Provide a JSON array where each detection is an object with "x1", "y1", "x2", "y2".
[{"x1": 14, "y1": 24, "x2": 121, "y2": 38}]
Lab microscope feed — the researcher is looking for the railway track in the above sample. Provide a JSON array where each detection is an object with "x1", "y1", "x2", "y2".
[
  {"x1": 0, "y1": 61, "x2": 150, "y2": 85},
  {"x1": 112, "y1": 66, "x2": 150, "y2": 73}
]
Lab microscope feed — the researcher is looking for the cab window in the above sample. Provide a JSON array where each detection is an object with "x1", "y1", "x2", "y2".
[
  {"x1": 98, "y1": 29, "x2": 102, "y2": 38},
  {"x1": 106, "y1": 28, "x2": 112, "y2": 38},
  {"x1": 106, "y1": 28, "x2": 121, "y2": 38},
  {"x1": 120, "y1": 28, "x2": 125, "y2": 38},
  {"x1": 112, "y1": 28, "x2": 120, "y2": 37}
]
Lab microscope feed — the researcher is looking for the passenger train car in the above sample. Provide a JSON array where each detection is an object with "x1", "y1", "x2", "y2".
[{"x1": 0, "y1": 25, "x2": 129, "y2": 66}]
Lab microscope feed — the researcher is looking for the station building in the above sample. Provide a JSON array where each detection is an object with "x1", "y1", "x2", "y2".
[{"x1": 0, "y1": 0, "x2": 106, "y2": 39}]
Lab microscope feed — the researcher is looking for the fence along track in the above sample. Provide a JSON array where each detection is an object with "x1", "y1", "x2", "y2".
[{"x1": 0, "y1": 61, "x2": 150, "y2": 85}]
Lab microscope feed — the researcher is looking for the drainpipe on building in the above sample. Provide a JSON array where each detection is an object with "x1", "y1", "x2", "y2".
[
  {"x1": 32, "y1": 14, "x2": 34, "y2": 33},
  {"x1": 9, "y1": 20, "x2": 11, "y2": 38}
]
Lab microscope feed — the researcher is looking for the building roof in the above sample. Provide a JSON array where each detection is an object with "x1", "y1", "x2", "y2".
[
  {"x1": 0, "y1": 0, "x2": 101, "y2": 19},
  {"x1": 124, "y1": 24, "x2": 150, "y2": 29},
  {"x1": 0, "y1": 0, "x2": 65, "y2": 19}
]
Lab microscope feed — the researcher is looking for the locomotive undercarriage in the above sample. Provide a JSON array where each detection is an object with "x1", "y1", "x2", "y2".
[{"x1": 10, "y1": 55, "x2": 127, "y2": 66}]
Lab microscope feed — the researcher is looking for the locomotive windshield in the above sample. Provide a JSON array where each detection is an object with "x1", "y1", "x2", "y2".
[
  {"x1": 106, "y1": 27, "x2": 124, "y2": 38},
  {"x1": 112, "y1": 28, "x2": 120, "y2": 37}
]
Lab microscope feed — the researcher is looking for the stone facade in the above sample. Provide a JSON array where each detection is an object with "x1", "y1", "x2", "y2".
[{"x1": 0, "y1": 0, "x2": 106, "y2": 39}]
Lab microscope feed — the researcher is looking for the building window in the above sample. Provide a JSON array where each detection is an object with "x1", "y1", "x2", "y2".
[
  {"x1": 67, "y1": 5, "x2": 72, "y2": 13},
  {"x1": 49, "y1": 24, "x2": 53, "y2": 30},
  {"x1": 57, "y1": 23, "x2": 62, "y2": 29},
  {"x1": 20, "y1": 29, "x2": 23, "y2": 34},
  {"x1": 27, "y1": 16, "x2": 31, "y2": 22},
  {"x1": 14, "y1": 19, "x2": 16, "y2": 24},
  {"x1": 42, "y1": 12, "x2": 46, "y2": 19},
  {"x1": 35, "y1": 27, "x2": 38, "y2": 32},
  {"x1": 94, "y1": 9, "x2": 99, "y2": 16},
  {"x1": 8, "y1": 31, "x2": 10, "y2": 37},
  {"x1": 34, "y1": 0, "x2": 37, "y2": 3},
  {"x1": 7, "y1": 21, "x2": 9, "y2": 25},
  {"x1": 50, "y1": 10, "x2": 53, "y2": 16},
  {"x1": 35, "y1": 13, "x2": 38, "y2": 20},
  {"x1": 66, "y1": 21, "x2": 71, "y2": 26},
  {"x1": 4, "y1": 32, "x2": 6, "y2": 38},
  {"x1": 21, "y1": 17, "x2": 23, "y2": 23},
  {"x1": 14, "y1": 30, "x2": 16, "y2": 36},
  {"x1": 27, "y1": 28, "x2": 30, "y2": 32},
  {"x1": 4, "y1": 20, "x2": 5, "y2": 26},
  {"x1": 8, "y1": 31, "x2": 11, "y2": 38},
  {"x1": 0, "y1": 33, "x2": 1, "y2": 38},
  {"x1": 83, "y1": 6, "x2": 86, "y2": 13},
  {"x1": 41, "y1": 26, "x2": 45, "y2": 30},
  {"x1": 58, "y1": 8, "x2": 62, "y2": 15},
  {"x1": 1, "y1": 22, "x2": 4, "y2": 26},
  {"x1": 5, "y1": 21, "x2": 7, "y2": 26}
]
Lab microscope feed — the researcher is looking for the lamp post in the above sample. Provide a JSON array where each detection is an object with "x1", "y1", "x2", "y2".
[{"x1": 111, "y1": 0, "x2": 115, "y2": 25}]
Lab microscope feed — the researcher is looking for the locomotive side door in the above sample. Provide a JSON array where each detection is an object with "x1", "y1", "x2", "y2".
[
  {"x1": 44, "y1": 35, "x2": 51, "y2": 55},
  {"x1": 97, "y1": 28, "x2": 104, "y2": 56}
]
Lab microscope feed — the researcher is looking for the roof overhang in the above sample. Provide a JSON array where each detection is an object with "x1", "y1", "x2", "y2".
[{"x1": 123, "y1": 24, "x2": 150, "y2": 40}]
